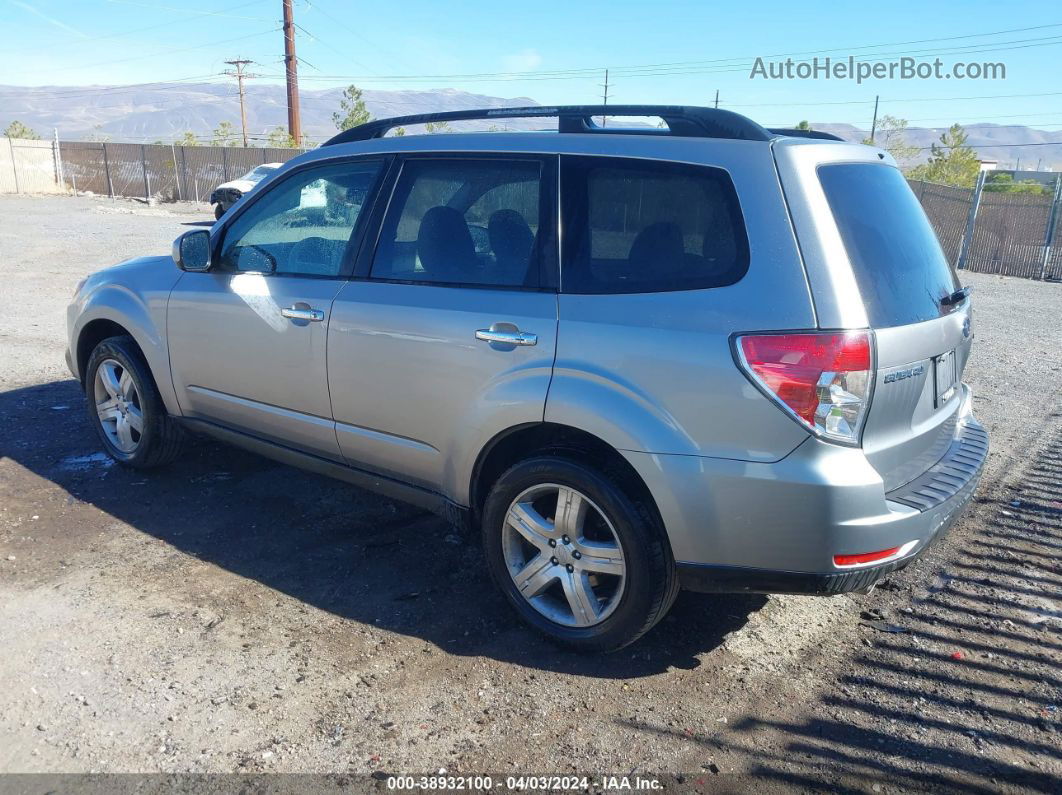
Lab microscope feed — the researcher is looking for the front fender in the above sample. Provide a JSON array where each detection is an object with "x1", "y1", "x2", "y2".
[{"x1": 70, "y1": 262, "x2": 183, "y2": 416}]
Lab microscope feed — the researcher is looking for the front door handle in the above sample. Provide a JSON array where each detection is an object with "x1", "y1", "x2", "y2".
[
  {"x1": 281, "y1": 306, "x2": 325, "y2": 322},
  {"x1": 475, "y1": 327, "x2": 538, "y2": 346}
]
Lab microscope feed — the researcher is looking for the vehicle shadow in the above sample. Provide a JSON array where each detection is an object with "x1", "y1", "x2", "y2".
[
  {"x1": 0, "y1": 379, "x2": 765, "y2": 678},
  {"x1": 616, "y1": 435, "x2": 1062, "y2": 790}
]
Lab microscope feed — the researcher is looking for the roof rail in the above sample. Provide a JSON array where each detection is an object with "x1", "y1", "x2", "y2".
[
  {"x1": 768, "y1": 128, "x2": 846, "y2": 142},
  {"x1": 322, "y1": 105, "x2": 773, "y2": 146}
]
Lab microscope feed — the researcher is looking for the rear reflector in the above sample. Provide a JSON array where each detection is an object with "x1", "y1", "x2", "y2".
[
  {"x1": 736, "y1": 331, "x2": 873, "y2": 444},
  {"x1": 833, "y1": 547, "x2": 900, "y2": 566}
]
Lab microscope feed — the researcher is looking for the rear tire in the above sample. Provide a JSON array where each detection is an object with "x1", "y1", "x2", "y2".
[
  {"x1": 482, "y1": 456, "x2": 677, "y2": 652},
  {"x1": 85, "y1": 335, "x2": 185, "y2": 469}
]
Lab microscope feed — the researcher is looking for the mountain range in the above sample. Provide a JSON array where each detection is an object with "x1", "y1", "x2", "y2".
[{"x1": 2, "y1": 83, "x2": 1059, "y2": 170}]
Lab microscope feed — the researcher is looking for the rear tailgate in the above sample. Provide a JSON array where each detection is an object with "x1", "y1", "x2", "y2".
[{"x1": 774, "y1": 140, "x2": 971, "y2": 491}]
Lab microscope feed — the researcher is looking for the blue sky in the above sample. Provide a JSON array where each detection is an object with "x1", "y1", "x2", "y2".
[{"x1": 3, "y1": 0, "x2": 1062, "y2": 131}]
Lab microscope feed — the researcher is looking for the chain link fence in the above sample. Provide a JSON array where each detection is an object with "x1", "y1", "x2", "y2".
[
  {"x1": 59, "y1": 141, "x2": 307, "y2": 204},
  {"x1": 909, "y1": 175, "x2": 1062, "y2": 281}
]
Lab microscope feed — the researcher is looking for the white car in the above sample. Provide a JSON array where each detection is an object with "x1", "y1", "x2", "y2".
[{"x1": 209, "y1": 163, "x2": 282, "y2": 220}]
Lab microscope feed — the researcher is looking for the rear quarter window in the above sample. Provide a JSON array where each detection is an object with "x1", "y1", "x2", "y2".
[
  {"x1": 818, "y1": 163, "x2": 960, "y2": 328},
  {"x1": 561, "y1": 156, "x2": 749, "y2": 294}
]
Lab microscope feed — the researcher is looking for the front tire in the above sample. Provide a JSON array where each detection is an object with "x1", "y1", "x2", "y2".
[
  {"x1": 85, "y1": 335, "x2": 185, "y2": 468},
  {"x1": 482, "y1": 456, "x2": 678, "y2": 652}
]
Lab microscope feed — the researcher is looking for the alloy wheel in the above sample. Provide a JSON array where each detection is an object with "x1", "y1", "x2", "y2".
[
  {"x1": 501, "y1": 483, "x2": 627, "y2": 628},
  {"x1": 93, "y1": 358, "x2": 143, "y2": 454}
]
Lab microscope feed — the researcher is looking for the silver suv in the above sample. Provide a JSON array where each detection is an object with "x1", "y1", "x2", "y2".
[{"x1": 66, "y1": 106, "x2": 987, "y2": 652}]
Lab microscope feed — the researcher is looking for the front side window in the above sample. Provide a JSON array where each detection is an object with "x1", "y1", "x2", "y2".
[
  {"x1": 371, "y1": 159, "x2": 544, "y2": 288},
  {"x1": 218, "y1": 160, "x2": 382, "y2": 277},
  {"x1": 561, "y1": 157, "x2": 749, "y2": 293}
]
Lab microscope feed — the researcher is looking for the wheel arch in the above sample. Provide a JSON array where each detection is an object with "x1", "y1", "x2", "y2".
[
  {"x1": 74, "y1": 297, "x2": 181, "y2": 416},
  {"x1": 77, "y1": 319, "x2": 135, "y2": 385},
  {"x1": 469, "y1": 422, "x2": 667, "y2": 540}
]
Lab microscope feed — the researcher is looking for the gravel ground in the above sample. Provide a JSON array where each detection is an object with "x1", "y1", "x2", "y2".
[{"x1": 0, "y1": 194, "x2": 1059, "y2": 790}]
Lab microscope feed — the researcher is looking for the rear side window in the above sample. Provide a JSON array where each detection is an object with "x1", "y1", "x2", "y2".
[
  {"x1": 819, "y1": 163, "x2": 960, "y2": 328},
  {"x1": 561, "y1": 156, "x2": 749, "y2": 294},
  {"x1": 371, "y1": 159, "x2": 545, "y2": 288}
]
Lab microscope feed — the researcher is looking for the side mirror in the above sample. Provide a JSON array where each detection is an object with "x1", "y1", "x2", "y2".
[{"x1": 172, "y1": 229, "x2": 211, "y2": 272}]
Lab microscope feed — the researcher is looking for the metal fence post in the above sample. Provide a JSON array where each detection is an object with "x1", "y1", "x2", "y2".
[
  {"x1": 53, "y1": 128, "x2": 65, "y2": 190},
  {"x1": 1040, "y1": 175, "x2": 1062, "y2": 281},
  {"x1": 956, "y1": 170, "x2": 987, "y2": 270},
  {"x1": 141, "y1": 144, "x2": 150, "y2": 201},
  {"x1": 171, "y1": 144, "x2": 183, "y2": 201},
  {"x1": 8, "y1": 137, "x2": 20, "y2": 193},
  {"x1": 102, "y1": 143, "x2": 114, "y2": 199},
  {"x1": 222, "y1": 146, "x2": 229, "y2": 181}
]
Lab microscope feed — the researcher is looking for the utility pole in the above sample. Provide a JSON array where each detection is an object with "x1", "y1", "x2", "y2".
[
  {"x1": 714, "y1": 89, "x2": 719, "y2": 109},
  {"x1": 282, "y1": 0, "x2": 302, "y2": 146},
  {"x1": 599, "y1": 69, "x2": 610, "y2": 127},
  {"x1": 224, "y1": 59, "x2": 257, "y2": 147},
  {"x1": 869, "y1": 94, "x2": 880, "y2": 144}
]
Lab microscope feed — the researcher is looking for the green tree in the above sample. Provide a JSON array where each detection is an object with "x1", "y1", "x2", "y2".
[
  {"x1": 332, "y1": 84, "x2": 372, "y2": 131},
  {"x1": 795, "y1": 120, "x2": 812, "y2": 131},
  {"x1": 175, "y1": 130, "x2": 200, "y2": 147},
  {"x1": 908, "y1": 124, "x2": 981, "y2": 188},
  {"x1": 5, "y1": 120, "x2": 40, "y2": 139},
  {"x1": 211, "y1": 121, "x2": 239, "y2": 147},
  {"x1": 862, "y1": 115, "x2": 918, "y2": 166},
  {"x1": 391, "y1": 126, "x2": 406, "y2": 137},
  {"x1": 982, "y1": 172, "x2": 1050, "y2": 195},
  {"x1": 87, "y1": 124, "x2": 110, "y2": 143},
  {"x1": 424, "y1": 120, "x2": 452, "y2": 134},
  {"x1": 265, "y1": 126, "x2": 298, "y2": 148}
]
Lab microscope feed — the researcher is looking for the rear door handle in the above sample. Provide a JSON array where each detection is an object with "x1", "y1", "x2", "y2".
[
  {"x1": 281, "y1": 306, "x2": 325, "y2": 322},
  {"x1": 475, "y1": 328, "x2": 538, "y2": 346}
]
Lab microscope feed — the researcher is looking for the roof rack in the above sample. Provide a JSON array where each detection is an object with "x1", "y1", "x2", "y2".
[
  {"x1": 767, "y1": 128, "x2": 846, "y2": 142},
  {"x1": 322, "y1": 105, "x2": 773, "y2": 146}
]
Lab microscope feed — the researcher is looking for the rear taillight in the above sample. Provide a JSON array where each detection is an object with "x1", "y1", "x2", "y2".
[{"x1": 736, "y1": 331, "x2": 873, "y2": 444}]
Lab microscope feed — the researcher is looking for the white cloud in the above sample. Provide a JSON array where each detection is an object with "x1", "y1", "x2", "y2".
[{"x1": 502, "y1": 49, "x2": 543, "y2": 73}]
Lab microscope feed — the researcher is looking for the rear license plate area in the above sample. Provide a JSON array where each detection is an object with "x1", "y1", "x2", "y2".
[{"x1": 934, "y1": 349, "x2": 957, "y2": 406}]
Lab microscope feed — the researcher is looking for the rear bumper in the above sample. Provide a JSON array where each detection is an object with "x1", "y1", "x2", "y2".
[{"x1": 623, "y1": 384, "x2": 987, "y2": 592}]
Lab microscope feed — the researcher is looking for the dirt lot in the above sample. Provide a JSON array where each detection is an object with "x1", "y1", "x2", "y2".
[{"x1": 0, "y1": 194, "x2": 1059, "y2": 790}]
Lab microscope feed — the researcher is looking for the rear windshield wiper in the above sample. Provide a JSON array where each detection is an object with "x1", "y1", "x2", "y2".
[{"x1": 940, "y1": 286, "x2": 972, "y2": 307}]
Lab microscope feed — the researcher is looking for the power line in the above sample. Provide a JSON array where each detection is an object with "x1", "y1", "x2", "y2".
[
  {"x1": 5, "y1": 0, "x2": 271, "y2": 56},
  {"x1": 257, "y1": 25, "x2": 1062, "y2": 84},
  {"x1": 40, "y1": 28, "x2": 279, "y2": 73},
  {"x1": 102, "y1": 0, "x2": 272, "y2": 22}
]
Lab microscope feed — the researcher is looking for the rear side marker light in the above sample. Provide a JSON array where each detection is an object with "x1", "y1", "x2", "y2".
[
  {"x1": 833, "y1": 547, "x2": 900, "y2": 566},
  {"x1": 736, "y1": 331, "x2": 873, "y2": 444},
  {"x1": 833, "y1": 540, "x2": 918, "y2": 568}
]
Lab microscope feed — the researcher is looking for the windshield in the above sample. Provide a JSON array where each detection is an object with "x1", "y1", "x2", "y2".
[{"x1": 819, "y1": 163, "x2": 960, "y2": 328}]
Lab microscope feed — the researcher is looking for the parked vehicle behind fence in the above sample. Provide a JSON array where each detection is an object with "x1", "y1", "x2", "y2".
[
  {"x1": 66, "y1": 105, "x2": 987, "y2": 652},
  {"x1": 209, "y1": 162, "x2": 282, "y2": 220}
]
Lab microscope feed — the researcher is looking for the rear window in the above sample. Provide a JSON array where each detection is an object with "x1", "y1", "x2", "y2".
[
  {"x1": 561, "y1": 156, "x2": 749, "y2": 294},
  {"x1": 819, "y1": 163, "x2": 959, "y2": 328}
]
